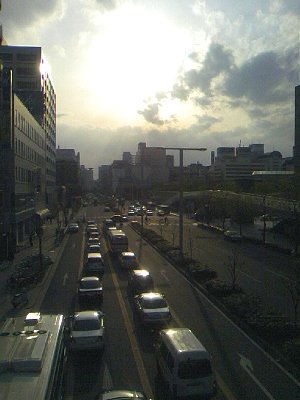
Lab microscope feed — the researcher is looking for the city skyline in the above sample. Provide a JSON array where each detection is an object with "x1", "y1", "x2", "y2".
[{"x1": 1, "y1": 0, "x2": 299, "y2": 169}]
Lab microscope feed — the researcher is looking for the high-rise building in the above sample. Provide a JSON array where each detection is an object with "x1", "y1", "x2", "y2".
[
  {"x1": 294, "y1": 85, "x2": 300, "y2": 174},
  {"x1": 0, "y1": 45, "x2": 56, "y2": 205}
]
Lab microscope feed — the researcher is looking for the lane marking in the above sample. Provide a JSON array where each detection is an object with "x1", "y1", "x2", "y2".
[
  {"x1": 240, "y1": 270, "x2": 262, "y2": 283},
  {"x1": 62, "y1": 273, "x2": 68, "y2": 286},
  {"x1": 266, "y1": 269, "x2": 291, "y2": 282},
  {"x1": 103, "y1": 241, "x2": 154, "y2": 399}
]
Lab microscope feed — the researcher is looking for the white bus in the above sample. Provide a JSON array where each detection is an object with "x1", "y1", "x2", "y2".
[
  {"x1": 0, "y1": 312, "x2": 66, "y2": 400},
  {"x1": 107, "y1": 229, "x2": 128, "y2": 255}
]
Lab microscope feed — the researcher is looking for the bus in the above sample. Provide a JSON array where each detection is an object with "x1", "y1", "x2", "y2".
[
  {"x1": 0, "y1": 312, "x2": 66, "y2": 400},
  {"x1": 107, "y1": 229, "x2": 128, "y2": 255}
]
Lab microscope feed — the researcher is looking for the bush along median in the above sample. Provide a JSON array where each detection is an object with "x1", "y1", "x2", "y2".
[{"x1": 131, "y1": 221, "x2": 300, "y2": 374}]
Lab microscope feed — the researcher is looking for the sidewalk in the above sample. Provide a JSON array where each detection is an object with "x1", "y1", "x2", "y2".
[{"x1": 0, "y1": 219, "x2": 68, "y2": 324}]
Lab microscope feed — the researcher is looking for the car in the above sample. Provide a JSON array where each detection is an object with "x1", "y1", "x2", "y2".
[
  {"x1": 128, "y1": 269, "x2": 154, "y2": 295},
  {"x1": 122, "y1": 216, "x2": 129, "y2": 223},
  {"x1": 111, "y1": 214, "x2": 123, "y2": 224},
  {"x1": 87, "y1": 244, "x2": 101, "y2": 254},
  {"x1": 67, "y1": 310, "x2": 104, "y2": 352},
  {"x1": 67, "y1": 222, "x2": 79, "y2": 233},
  {"x1": 96, "y1": 390, "x2": 148, "y2": 400},
  {"x1": 90, "y1": 232, "x2": 101, "y2": 240},
  {"x1": 128, "y1": 210, "x2": 135, "y2": 217},
  {"x1": 78, "y1": 276, "x2": 103, "y2": 303},
  {"x1": 224, "y1": 230, "x2": 242, "y2": 241},
  {"x1": 104, "y1": 206, "x2": 111, "y2": 212},
  {"x1": 119, "y1": 252, "x2": 139, "y2": 270},
  {"x1": 146, "y1": 210, "x2": 153, "y2": 216},
  {"x1": 157, "y1": 210, "x2": 166, "y2": 216},
  {"x1": 87, "y1": 220, "x2": 96, "y2": 226},
  {"x1": 84, "y1": 252, "x2": 105, "y2": 276},
  {"x1": 134, "y1": 292, "x2": 171, "y2": 326},
  {"x1": 87, "y1": 226, "x2": 99, "y2": 236},
  {"x1": 88, "y1": 237, "x2": 101, "y2": 247}
]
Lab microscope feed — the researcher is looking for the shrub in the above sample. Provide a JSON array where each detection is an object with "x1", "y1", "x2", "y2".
[
  {"x1": 204, "y1": 280, "x2": 242, "y2": 297},
  {"x1": 190, "y1": 267, "x2": 217, "y2": 283},
  {"x1": 283, "y1": 339, "x2": 300, "y2": 365}
]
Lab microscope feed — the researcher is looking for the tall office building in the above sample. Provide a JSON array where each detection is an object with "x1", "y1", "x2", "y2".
[
  {"x1": 0, "y1": 45, "x2": 56, "y2": 205},
  {"x1": 294, "y1": 85, "x2": 300, "y2": 174}
]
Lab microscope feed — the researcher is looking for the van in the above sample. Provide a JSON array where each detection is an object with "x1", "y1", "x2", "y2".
[
  {"x1": 155, "y1": 328, "x2": 216, "y2": 399},
  {"x1": 84, "y1": 253, "x2": 105, "y2": 276}
]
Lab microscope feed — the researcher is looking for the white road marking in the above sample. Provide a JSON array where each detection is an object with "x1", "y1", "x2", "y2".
[
  {"x1": 102, "y1": 363, "x2": 113, "y2": 390},
  {"x1": 238, "y1": 353, "x2": 276, "y2": 400},
  {"x1": 240, "y1": 270, "x2": 262, "y2": 283},
  {"x1": 62, "y1": 273, "x2": 68, "y2": 286},
  {"x1": 160, "y1": 269, "x2": 170, "y2": 284},
  {"x1": 266, "y1": 269, "x2": 291, "y2": 282}
]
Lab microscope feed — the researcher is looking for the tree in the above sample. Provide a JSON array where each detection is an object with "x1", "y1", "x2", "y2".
[
  {"x1": 285, "y1": 265, "x2": 300, "y2": 328},
  {"x1": 225, "y1": 248, "x2": 244, "y2": 290}
]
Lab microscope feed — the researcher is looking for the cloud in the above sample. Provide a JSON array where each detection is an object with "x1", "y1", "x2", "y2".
[
  {"x1": 138, "y1": 103, "x2": 164, "y2": 126},
  {"x1": 223, "y1": 49, "x2": 297, "y2": 105},
  {"x1": 93, "y1": 0, "x2": 118, "y2": 10},
  {"x1": 1, "y1": 0, "x2": 65, "y2": 29},
  {"x1": 183, "y1": 42, "x2": 234, "y2": 95}
]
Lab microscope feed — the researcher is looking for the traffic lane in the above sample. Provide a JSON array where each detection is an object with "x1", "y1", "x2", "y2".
[
  {"x1": 40, "y1": 228, "x2": 84, "y2": 315},
  {"x1": 162, "y1": 220, "x2": 297, "y2": 320},
  {"x1": 125, "y1": 225, "x2": 300, "y2": 400},
  {"x1": 101, "y1": 248, "x2": 147, "y2": 393},
  {"x1": 124, "y1": 226, "x2": 235, "y2": 399}
]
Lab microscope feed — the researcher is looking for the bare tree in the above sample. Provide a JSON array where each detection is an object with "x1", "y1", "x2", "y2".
[
  {"x1": 225, "y1": 248, "x2": 245, "y2": 290},
  {"x1": 285, "y1": 266, "x2": 300, "y2": 328}
]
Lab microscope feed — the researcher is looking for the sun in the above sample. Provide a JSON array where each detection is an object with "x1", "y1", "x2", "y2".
[{"x1": 82, "y1": 4, "x2": 189, "y2": 125}]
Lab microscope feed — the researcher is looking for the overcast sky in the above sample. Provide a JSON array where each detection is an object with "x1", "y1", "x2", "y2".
[{"x1": 1, "y1": 0, "x2": 299, "y2": 170}]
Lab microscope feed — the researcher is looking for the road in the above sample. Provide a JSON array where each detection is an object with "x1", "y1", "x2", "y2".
[
  {"x1": 38, "y1": 205, "x2": 300, "y2": 399},
  {"x1": 147, "y1": 214, "x2": 299, "y2": 320}
]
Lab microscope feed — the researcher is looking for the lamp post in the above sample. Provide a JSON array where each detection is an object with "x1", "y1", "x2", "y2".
[{"x1": 165, "y1": 147, "x2": 206, "y2": 260}]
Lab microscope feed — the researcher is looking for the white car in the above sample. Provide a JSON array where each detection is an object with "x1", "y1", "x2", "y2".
[
  {"x1": 134, "y1": 292, "x2": 171, "y2": 326},
  {"x1": 67, "y1": 310, "x2": 105, "y2": 352},
  {"x1": 119, "y1": 251, "x2": 139, "y2": 270}
]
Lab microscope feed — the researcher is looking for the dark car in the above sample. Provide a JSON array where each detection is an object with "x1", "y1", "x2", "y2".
[
  {"x1": 78, "y1": 276, "x2": 103, "y2": 303},
  {"x1": 111, "y1": 214, "x2": 123, "y2": 224},
  {"x1": 128, "y1": 269, "x2": 154, "y2": 295}
]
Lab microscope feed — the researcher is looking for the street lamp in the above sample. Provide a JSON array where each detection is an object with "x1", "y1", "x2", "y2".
[{"x1": 165, "y1": 147, "x2": 207, "y2": 260}]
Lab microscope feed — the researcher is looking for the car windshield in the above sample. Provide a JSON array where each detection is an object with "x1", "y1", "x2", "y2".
[
  {"x1": 142, "y1": 297, "x2": 167, "y2": 309},
  {"x1": 80, "y1": 280, "x2": 100, "y2": 289},
  {"x1": 178, "y1": 359, "x2": 212, "y2": 379},
  {"x1": 73, "y1": 318, "x2": 101, "y2": 331}
]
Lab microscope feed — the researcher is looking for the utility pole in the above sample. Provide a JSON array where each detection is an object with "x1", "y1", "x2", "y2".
[{"x1": 165, "y1": 147, "x2": 206, "y2": 260}]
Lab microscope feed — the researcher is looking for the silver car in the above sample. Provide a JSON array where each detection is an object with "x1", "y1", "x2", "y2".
[
  {"x1": 134, "y1": 292, "x2": 171, "y2": 326},
  {"x1": 67, "y1": 310, "x2": 104, "y2": 352}
]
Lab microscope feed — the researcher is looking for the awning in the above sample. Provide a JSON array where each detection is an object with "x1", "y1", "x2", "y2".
[{"x1": 35, "y1": 208, "x2": 50, "y2": 219}]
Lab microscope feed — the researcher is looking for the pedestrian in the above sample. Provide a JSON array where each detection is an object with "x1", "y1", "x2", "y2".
[{"x1": 164, "y1": 216, "x2": 168, "y2": 224}]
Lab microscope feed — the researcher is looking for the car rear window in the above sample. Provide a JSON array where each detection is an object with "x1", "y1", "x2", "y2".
[
  {"x1": 178, "y1": 359, "x2": 212, "y2": 379},
  {"x1": 80, "y1": 280, "x2": 100, "y2": 289},
  {"x1": 142, "y1": 298, "x2": 167, "y2": 309},
  {"x1": 73, "y1": 319, "x2": 100, "y2": 331},
  {"x1": 88, "y1": 257, "x2": 104, "y2": 264}
]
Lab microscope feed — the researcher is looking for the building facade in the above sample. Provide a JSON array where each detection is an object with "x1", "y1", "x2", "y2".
[
  {"x1": 0, "y1": 45, "x2": 56, "y2": 206},
  {"x1": 0, "y1": 67, "x2": 47, "y2": 257}
]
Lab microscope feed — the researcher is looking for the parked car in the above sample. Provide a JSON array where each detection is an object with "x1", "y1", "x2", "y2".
[
  {"x1": 224, "y1": 230, "x2": 242, "y2": 241},
  {"x1": 87, "y1": 220, "x2": 96, "y2": 226},
  {"x1": 119, "y1": 252, "x2": 139, "y2": 270},
  {"x1": 67, "y1": 310, "x2": 104, "y2": 352},
  {"x1": 78, "y1": 276, "x2": 103, "y2": 303},
  {"x1": 111, "y1": 214, "x2": 123, "y2": 224},
  {"x1": 90, "y1": 232, "x2": 101, "y2": 240},
  {"x1": 128, "y1": 269, "x2": 154, "y2": 295},
  {"x1": 67, "y1": 222, "x2": 79, "y2": 233},
  {"x1": 134, "y1": 292, "x2": 171, "y2": 326},
  {"x1": 96, "y1": 390, "x2": 148, "y2": 400},
  {"x1": 128, "y1": 210, "x2": 135, "y2": 217}
]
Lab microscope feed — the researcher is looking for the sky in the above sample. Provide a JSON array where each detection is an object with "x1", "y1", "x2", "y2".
[{"x1": 1, "y1": 0, "x2": 299, "y2": 172}]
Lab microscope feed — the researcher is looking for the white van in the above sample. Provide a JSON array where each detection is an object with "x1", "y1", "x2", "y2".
[{"x1": 155, "y1": 328, "x2": 216, "y2": 399}]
